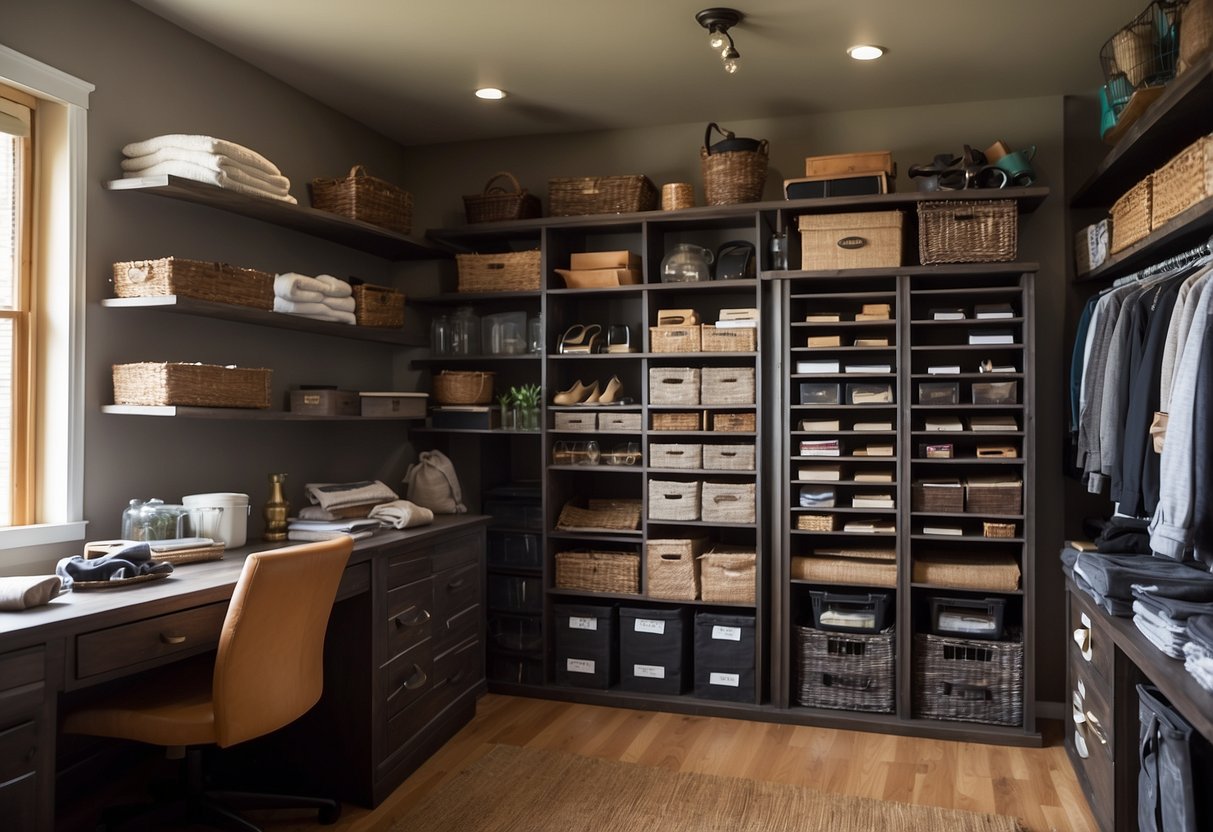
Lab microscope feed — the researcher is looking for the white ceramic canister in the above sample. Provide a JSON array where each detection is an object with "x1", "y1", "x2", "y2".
[{"x1": 182, "y1": 492, "x2": 250, "y2": 548}]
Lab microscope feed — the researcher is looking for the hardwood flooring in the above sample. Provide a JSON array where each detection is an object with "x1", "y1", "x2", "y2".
[{"x1": 263, "y1": 694, "x2": 1097, "y2": 832}]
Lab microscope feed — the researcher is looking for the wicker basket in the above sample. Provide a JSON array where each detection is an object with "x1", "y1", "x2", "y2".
[
  {"x1": 701, "y1": 367, "x2": 755, "y2": 405},
  {"x1": 712, "y1": 412, "x2": 755, "y2": 432},
  {"x1": 649, "y1": 443, "x2": 703, "y2": 470},
  {"x1": 652, "y1": 411, "x2": 702, "y2": 431},
  {"x1": 918, "y1": 200, "x2": 1018, "y2": 264},
  {"x1": 555, "y1": 500, "x2": 641, "y2": 532},
  {"x1": 964, "y1": 478, "x2": 1023, "y2": 514},
  {"x1": 112, "y1": 362, "x2": 271, "y2": 409},
  {"x1": 797, "y1": 513, "x2": 838, "y2": 531},
  {"x1": 352, "y1": 283, "x2": 405, "y2": 327},
  {"x1": 790, "y1": 554, "x2": 898, "y2": 588},
  {"x1": 699, "y1": 548, "x2": 756, "y2": 604},
  {"x1": 1110, "y1": 176, "x2": 1153, "y2": 253},
  {"x1": 701, "y1": 324, "x2": 757, "y2": 352},
  {"x1": 650, "y1": 326, "x2": 702, "y2": 353},
  {"x1": 911, "y1": 480, "x2": 965, "y2": 513},
  {"x1": 702, "y1": 444, "x2": 755, "y2": 471},
  {"x1": 913, "y1": 631, "x2": 1024, "y2": 726},
  {"x1": 455, "y1": 250, "x2": 542, "y2": 292},
  {"x1": 599, "y1": 412, "x2": 642, "y2": 431},
  {"x1": 111, "y1": 257, "x2": 273, "y2": 310},
  {"x1": 309, "y1": 165, "x2": 412, "y2": 234},
  {"x1": 911, "y1": 552, "x2": 1021, "y2": 592},
  {"x1": 648, "y1": 479, "x2": 702, "y2": 521},
  {"x1": 650, "y1": 367, "x2": 701, "y2": 405},
  {"x1": 701, "y1": 481, "x2": 756, "y2": 524},
  {"x1": 432, "y1": 370, "x2": 494, "y2": 404},
  {"x1": 982, "y1": 521, "x2": 1017, "y2": 539},
  {"x1": 795, "y1": 625, "x2": 895, "y2": 713},
  {"x1": 646, "y1": 538, "x2": 707, "y2": 600},
  {"x1": 554, "y1": 549, "x2": 640, "y2": 594},
  {"x1": 548, "y1": 175, "x2": 657, "y2": 217},
  {"x1": 1152, "y1": 135, "x2": 1213, "y2": 229},
  {"x1": 700, "y1": 142, "x2": 770, "y2": 206},
  {"x1": 463, "y1": 172, "x2": 542, "y2": 224}
]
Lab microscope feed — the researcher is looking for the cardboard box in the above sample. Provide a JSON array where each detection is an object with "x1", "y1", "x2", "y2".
[
  {"x1": 360, "y1": 392, "x2": 426, "y2": 418},
  {"x1": 555, "y1": 268, "x2": 640, "y2": 288},
  {"x1": 569, "y1": 250, "x2": 642, "y2": 270},
  {"x1": 805, "y1": 151, "x2": 894, "y2": 178},
  {"x1": 289, "y1": 388, "x2": 360, "y2": 416}
]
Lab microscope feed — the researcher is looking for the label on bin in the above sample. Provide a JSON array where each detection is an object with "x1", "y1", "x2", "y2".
[
  {"x1": 709, "y1": 672, "x2": 740, "y2": 687},
  {"x1": 635, "y1": 618, "x2": 666, "y2": 635},
  {"x1": 634, "y1": 664, "x2": 666, "y2": 679},
  {"x1": 566, "y1": 658, "x2": 596, "y2": 674},
  {"x1": 569, "y1": 616, "x2": 598, "y2": 631},
  {"x1": 712, "y1": 625, "x2": 742, "y2": 641}
]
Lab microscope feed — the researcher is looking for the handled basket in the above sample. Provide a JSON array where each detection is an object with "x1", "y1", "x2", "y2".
[
  {"x1": 309, "y1": 165, "x2": 413, "y2": 234},
  {"x1": 463, "y1": 172, "x2": 542, "y2": 224},
  {"x1": 701, "y1": 123, "x2": 769, "y2": 205},
  {"x1": 431, "y1": 370, "x2": 494, "y2": 404}
]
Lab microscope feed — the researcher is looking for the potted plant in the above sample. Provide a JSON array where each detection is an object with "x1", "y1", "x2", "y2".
[
  {"x1": 511, "y1": 383, "x2": 542, "y2": 432},
  {"x1": 497, "y1": 389, "x2": 516, "y2": 430}
]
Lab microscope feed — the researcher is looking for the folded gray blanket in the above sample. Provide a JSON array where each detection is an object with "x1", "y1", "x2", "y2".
[
  {"x1": 0, "y1": 575, "x2": 64, "y2": 610},
  {"x1": 305, "y1": 480, "x2": 397, "y2": 511},
  {"x1": 1075, "y1": 551, "x2": 1213, "y2": 600},
  {"x1": 56, "y1": 542, "x2": 173, "y2": 589}
]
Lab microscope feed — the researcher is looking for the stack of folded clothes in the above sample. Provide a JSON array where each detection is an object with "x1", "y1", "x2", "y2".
[
  {"x1": 1132, "y1": 583, "x2": 1213, "y2": 658},
  {"x1": 287, "y1": 517, "x2": 380, "y2": 542},
  {"x1": 121, "y1": 134, "x2": 295, "y2": 203},
  {"x1": 1184, "y1": 615, "x2": 1213, "y2": 692},
  {"x1": 273, "y1": 273, "x2": 355, "y2": 324},
  {"x1": 300, "y1": 480, "x2": 398, "y2": 520},
  {"x1": 1071, "y1": 550, "x2": 1213, "y2": 617}
]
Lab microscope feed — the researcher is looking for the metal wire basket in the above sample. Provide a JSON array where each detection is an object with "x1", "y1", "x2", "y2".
[{"x1": 1100, "y1": 2, "x2": 1186, "y2": 119}]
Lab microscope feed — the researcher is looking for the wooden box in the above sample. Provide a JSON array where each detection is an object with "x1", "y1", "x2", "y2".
[
  {"x1": 289, "y1": 388, "x2": 359, "y2": 416},
  {"x1": 805, "y1": 151, "x2": 895, "y2": 178},
  {"x1": 570, "y1": 250, "x2": 642, "y2": 270},
  {"x1": 798, "y1": 211, "x2": 904, "y2": 270},
  {"x1": 360, "y1": 391, "x2": 427, "y2": 418}
]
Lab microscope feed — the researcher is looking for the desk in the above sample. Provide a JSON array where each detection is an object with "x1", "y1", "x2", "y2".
[{"x1": 0, "y1": 515, "x2": 489, "y2": 830}]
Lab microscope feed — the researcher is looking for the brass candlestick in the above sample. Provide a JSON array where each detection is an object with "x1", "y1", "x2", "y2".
[{"x1": 263, "y1": 472, "x2": 289, "y2": 541}]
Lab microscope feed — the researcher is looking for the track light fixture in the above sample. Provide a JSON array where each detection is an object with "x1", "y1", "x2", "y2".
[{"x1": 696, "y1": 8, "x2": 744, "y2": 74}]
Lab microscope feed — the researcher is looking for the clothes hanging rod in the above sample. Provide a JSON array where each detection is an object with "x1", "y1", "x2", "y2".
[{"x1": 1112, "y1": 232, "x2": 1213, "y2": 288}]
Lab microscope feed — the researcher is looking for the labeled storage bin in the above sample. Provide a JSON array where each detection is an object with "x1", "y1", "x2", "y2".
[
  {"x1": 699, "y1": 547, "x2": 756, "y2": 605},
  {"x1": 800, "y1": 383, "x2": 841, "y2": 405},
  {"x1": 650, "y1": 367, "x2": 701, "y2": 405},
  {"x1": 487, "y1": 613, "x2": 543, "y2": 653},
  {"x1": 712, "y1": 412, "x2": 755, "y2": 432},
  {"x1": 599, "y1": 412, "x2": 642, "y2": 432},
  {"x1": 964, "y1": 477, "x2": 1023, "y2": 514},
  {"x1": 650, "y1": 326, "x2": 701, "y2": 353},
  {"x1": 646, "y1": 538, "x2": 707, "y2": 600},
  {"x1": 455, "y1": 250, "x2": 542, "y2": 292},
  {"x1": 809, "y1": 591, "x2": 893, "y2": 634},
  {"x1": 918, "y1": 199, "x2": 1017, "y2": 264},
  {"x1": 652, "y1": 411, "x2": 702, "y2": 431},
  {"x1": 918, "y1": 382, "x2": 959, "y2": 406},
  {"x1": 548, "y1": 175, "x2": 657, "y2": 216},
  {"x1": 112, "y1": 257, "x2": 274, "y2": 310},
  {"x1": 701, "y1": 324, "x2": 757, "y2": 352},
  {"x1": 553, "y1": 412, "x2": 597, "y2": 432},
  {"x1": 554, "y1": 604, "x2": 618, "y2": 689},
  {"x1": 702, "y1": 444, "x2": 755, "y2": 471},
  {"x1": 352, "y1": 283, "x2": 405, "y2": 327},
  {"x1": 619, "y1": 606, "x2": 693, "y2": 695},
  {"x1": 487, "y1": 532, "x2": 542, "y2": 569},
  {"x1": 488, "y1": 574, "x2": 542, "y2": 613},
  {"x1": 798, "y1": 211, "x2": 904, "y2": 270},
  {"x1": 289, "y1": 388, "x2": 358, "y2": 416},
  {"x1": 650, "y1": 443, "x2": 703, "y2": 470},
  {"x1": 913, "y1": 631, "x2": 1024, "y2": 726},
  {"x1": 929, "y1": 596, "x2": 1007, "y2": 640},
  {"x1": 648, "y1": 479, "x2": 701, "y2": 521},
  {"x1": 795, "y1": 625, "x2": 895, "y2": 713},
  {"x1": 701, "y1": 481, "x2": 756, "y2": 524},
  {"x1": 911, "y1": 479, "x2": 964, "y2": 513},
  {"x1": 971, "y1": 381, "x2": 1018, "y2": 405},
  {"x1": 701, "y1": 367, "x2": 755, "y2": 404},
  {"x1": 554, "y1": 549, "x2": 640, "y2": 594},
  {"x1": 112, "y1": 362, "x2": 272, "y2": 409},
  {"x1": 694, "y1": 612, "x2": 756, "y2": 702}
]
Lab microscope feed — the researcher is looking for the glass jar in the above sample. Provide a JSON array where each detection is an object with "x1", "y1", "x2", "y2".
[
  {"x1": 451, "y1": 306, "x2": 480, "y2": 355},
  {"x1": 660, "y1": 243, "x2": 713, "y2": 283},
  {"x1": 527, "y1": 316, "x2": 543, "y2": 354},
  {"x1": 430, "y1": 314, "x2": 452, "y2": 355}
]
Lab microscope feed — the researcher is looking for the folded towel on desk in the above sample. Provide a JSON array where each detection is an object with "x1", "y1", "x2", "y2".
[
  {"x1": 316, "y1": 274, "x2": 353, "y2": 298},
  {"x1": 369, "y1": 500, "x2": 434, "y2": 529},
  {"x1": 305, "y1": 480, "x2": 398, "y2": 512},
  {"x1": 121, "y1": 147, "x2": 291, "y2": 193},
  {"x1": 272, "y1": 296, "x2": 356, "y2": 325},
  {"x1": 55, "y1": 542, "x2": 173, "y2": 589},
  {"x1": 298, "y1": 504, "x2": 377, "y2": 521},
  {"x1": 0, "y1": 575, "x2": 65, "y2": 610},
  {"x1": 275, "y1": 273, "x2": 328, "y2": 303},
  {"x1": 287, "y1": 528, "x2": 375, "y2": 542},
  {"x1": 122, "y1": 134, "x2": 282, "y2": 175},
  {"x1": 123, "y1": 160, "x2": 297, "y2": 204}
]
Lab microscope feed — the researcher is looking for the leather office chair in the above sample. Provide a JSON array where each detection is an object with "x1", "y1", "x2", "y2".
[{"x1": 62, "y1": 537, "x2": 354, "y2": 831}]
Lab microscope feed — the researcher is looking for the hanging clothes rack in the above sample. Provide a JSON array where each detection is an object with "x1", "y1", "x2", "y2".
[{"x1": 1112, "y1": 232, "x2": 1213, "y2": 288}]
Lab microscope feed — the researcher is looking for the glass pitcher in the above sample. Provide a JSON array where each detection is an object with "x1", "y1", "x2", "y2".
[{"x1": 660, "y1": 243, "x2": 713, "y2": 283}]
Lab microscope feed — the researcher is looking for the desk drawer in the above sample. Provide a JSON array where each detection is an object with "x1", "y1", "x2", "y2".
[
  {"x1": 434, "y1": 604, "x2": 480, "y2": 656},
  {"x1": 1071, "y1": 648, "x2": 1114, "y2": 759},
  {"x1": 385, "y1": 577, "x2": 433, "y2": 661},
  {"x1": 0, "y1": 721, "x2": 38, "y2": 783},
  {"x1": 75, "y1": 602, "x2": 227, "y2": 680},
  {"x1": 1067, "y1": 697, "x2": 1114, "y2": 832},
  {"x1": 0, "y1": 770, "x2": 37, "y2": 831},
  {"x1": 432, "y1": 637, "x2": 482, "y2": 704},
  {"x1": 0, "y1": 647, "x2": 44, "y2": 723},
  {"x1": 433, "y1": 562, "x2": 479, "y2": 624},
  {"x1": 432, "y1": 532, "x2": 482, "y2": 573},
  {"x1": 386, "y1": 547, "x2": 431, "y2": 590},
  {"x1": 383, "y1": 638, "x2": 433, "y2": 720},
  {"x1": 1070, "y1": 590, "x2": 1113, "y2": 686}
]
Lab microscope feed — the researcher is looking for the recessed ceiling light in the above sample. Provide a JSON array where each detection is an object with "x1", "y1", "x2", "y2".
[
  {"x1": 847, "y1": 45, "x2": 885, "y2": 61},
  {"x1": 475, "y1": 87, "x2": 507, "y2": 100}
]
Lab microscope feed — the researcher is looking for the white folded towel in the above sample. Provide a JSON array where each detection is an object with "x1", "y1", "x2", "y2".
[
  {"x1": 274, "y1": 273, "x2": 328, "y2": 303},
  {"x1": 124, "y1": 160, "x2": 297, "y2": 204},
  {"x1": 122, "y1": 134, "x2": 282, "y2": 175},
  {"x1": 316, "y1": 274, "x2": 353, "y2": 298},
  {"x1": 121, "y1": 148, "x2": 290, "y2": 193},
  {"x1": 369, "y1": 500, "x2": 434, "y2": 529},
  {"x1": 322, "y1": 294, "x2": 356, "y2": 313},
  {"x1": 273, "y1": 296, "x2": 356, "y2": 324},
  {"x1": 0, "y1": 575, "x2": 65, "y2": 610}
]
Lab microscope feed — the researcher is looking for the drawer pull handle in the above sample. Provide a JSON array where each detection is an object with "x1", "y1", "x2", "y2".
[
  {"x1": 404, "y1": 664, "x2": 428, "y2": 691},
  {"x1": 447, "y1": 577, "x2": 466, "y2": 591},
  {"x1": 1086, "y1": 711, "x2": 1108, "y2": 745},
  {"x1": 449, "y1": 670, "x2": 464, "y2": 685},
  {"x1": 394, "y1": 607, "x2": 432, "y2": 628},
  {"x1": 160, "y1": 632, "x2": 187, "y2": 645},
  {"x1": 25, "y1": 744, "x2": 36, "y2": 762},
  {"x1": 1073, "y1": 627, "x2": 1093, "y2": 662}
]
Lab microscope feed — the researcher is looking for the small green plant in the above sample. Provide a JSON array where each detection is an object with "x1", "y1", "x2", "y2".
[
  {"x1": 510, "y1": 383, "x2": 542, "y2": 410},
  {"x1": 497, "y1": 390, "x2": 515, "y2": 410}
]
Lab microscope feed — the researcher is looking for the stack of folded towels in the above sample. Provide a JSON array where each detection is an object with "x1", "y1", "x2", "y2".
[
  {"x1": 121, "y1": 134, "x2": 295, "y2": 203},
  {"x1": 289, "y1": 480, "x2": 433, "y2": 540},
  {"x1": 274, "y1": 273, "x2": 356, "y2": 324}
]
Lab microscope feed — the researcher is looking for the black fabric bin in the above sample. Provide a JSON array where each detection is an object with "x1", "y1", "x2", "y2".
[
  {"x1": 1137, "y1": 683, "x2": 1213, "y2": 832},
  {"x1": 553, "y1": 604, "x2": 617, "y2": 689},
  {"x1": 693, "y1": 611, "x2": 756, "y2": 702},
  {"x1": 619, "y1": 606, "x2": 692, "y2": 695}
]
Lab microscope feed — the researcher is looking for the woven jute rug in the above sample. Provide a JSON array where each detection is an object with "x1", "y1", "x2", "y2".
[{"x1": 392, "y1": 744, "x2": 1024, "y2": 832}]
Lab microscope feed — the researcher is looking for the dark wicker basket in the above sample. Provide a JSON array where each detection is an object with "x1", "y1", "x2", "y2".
[
  {"x1": 112, "y1": 257, "x2": 273, "y2": 311},
  {"x1": 463, "y1": 172, "x2": 542, "y2": 224},
  {"x1": 112, "y1": 362, "x2": 271, "y2": 409},
  {"x1": 352, "y1": 283, "x2": 404, "y2": 327},
  {"x1": 309, "y1": 165, "x2": 413, "y2": 234},
  {"x1": 917, "y1": 199, "x2": 1017, "y2": 264},
  {"x1": 548, "y1": 175, "x2": 657, "y2": 216},
  {"x1": 554, "y1": 549, "x2": 640, "y2": 594},
  {"x1": 701, "y1": 141, "x2": 769, "y2": 205},
  {"x1": 795, "y1": 625, "x2": 895, "y2": 713},
  {"x1": 912, "y1": 631, "x2": 1024, "y2": 726}
]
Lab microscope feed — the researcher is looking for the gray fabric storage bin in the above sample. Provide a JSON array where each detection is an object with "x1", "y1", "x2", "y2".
[
  {"x1": 554, "y1": 603, "x2": 617, "y2": 689},
  {"x1": 619, "y1": 606, "x2": 692, "y2": 695},
  {"x1": 693, "y1": 611, "x2": 756, "y2": 703}
]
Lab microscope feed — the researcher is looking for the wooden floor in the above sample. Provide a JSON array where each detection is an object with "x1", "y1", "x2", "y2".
[{"x1": 262, "y1": 693, "x2": 1097, "y2": 832}]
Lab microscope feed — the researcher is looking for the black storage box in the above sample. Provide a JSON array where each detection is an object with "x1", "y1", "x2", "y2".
[
  {"x1": 619, "y1": 606, "x2": 692, "y2": 695},
  {"x1": 809, "y1": 591, "x2": 893, "y2": 634},
  {"x1": 487, "y1": 574, "x2": 542, "y2": 613},
  {"x1": 487, "y1": 531, "x2": 542, "y2": 569},
  {"x1": 483, "y1": 485, "x2": 543, "y2": 531},
  {"x1": 487, "y1": 613, "x2": 544, "y2": 653},
  {"x1": 554, "y1": 604, "x2": 617, "y2": 689},
  {"x1": 693, "y1": 611, "x2": 756, "y2": 702},
  {"x1": 430, "y1": 405, "x2": 499, "y2": 430},
  {"x1": 784, "y1": 173, "x2": 889, "y2": 200},
  {"x1": 487, "y1": 650, "x2": 543, "y2": 685},
  {"x1": 929, "y1": 596, "x2": 1007, "y2": 640}
]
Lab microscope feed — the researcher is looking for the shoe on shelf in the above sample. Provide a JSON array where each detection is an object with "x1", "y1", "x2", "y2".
[
  {"x1": 574, "y1": 380, "x2": 602, "y2": 405},
  {"x1": 597, "y1": 375, "x2": 624, "y2": 405},
  {"x1": 553, "y1": 380, "x2": 593, "y2": 405},
  {"x1": 559, "y1": 323, "x2": 602, "y2": 354}
]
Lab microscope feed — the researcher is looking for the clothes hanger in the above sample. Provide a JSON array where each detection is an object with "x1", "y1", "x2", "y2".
[{"x1": 1111, "y1": 232, "x2": 1213, "y2": 289}]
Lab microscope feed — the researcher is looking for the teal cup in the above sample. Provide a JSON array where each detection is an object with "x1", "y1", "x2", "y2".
[{"x1": 994, "y1": 146, "x2": 1036, "y2": 186}]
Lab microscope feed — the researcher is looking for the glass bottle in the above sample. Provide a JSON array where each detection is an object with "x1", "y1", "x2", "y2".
[
  {"x1": 527, "y1": 315, "x2": 543, "y2": 354},
  {"x1": 430, "y1": 314, "x2": 451, "y2": 355},
  {"x1": 769, "y1": 231, "x2": 788, "y2": 270},
  {"x1": 263, "y1": 473, "x2": 289, "y2": 542}
]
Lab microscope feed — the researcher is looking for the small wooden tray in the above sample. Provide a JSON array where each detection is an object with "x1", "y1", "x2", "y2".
[{"x1": 72, "y1": 572, "x2": 171, "y2": 591}]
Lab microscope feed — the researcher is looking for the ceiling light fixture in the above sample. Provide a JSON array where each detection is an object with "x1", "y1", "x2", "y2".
[
  {"x1": 696, "y1": 8, "x2": 744, "y2": 74},
  {"x1": 846, "y1": 44, "x2": 885, "y2": 61},
  {"x1": 475, "y1": 87, "x2": 507, "y2": 100}
]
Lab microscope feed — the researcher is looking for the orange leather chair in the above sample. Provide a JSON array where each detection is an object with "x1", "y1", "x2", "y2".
[{"x1": 62, "y1": 537, "x2": 354, "y2": 831}]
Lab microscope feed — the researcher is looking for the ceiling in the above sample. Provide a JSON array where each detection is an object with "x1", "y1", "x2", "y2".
[{"x1": 131, "y1": 0, "x2": 1144, "y2": 147}]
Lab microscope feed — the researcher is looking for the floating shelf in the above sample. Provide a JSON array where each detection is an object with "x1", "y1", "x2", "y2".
[{"x1": 102, "y1": 405, "x2": 423, "y2": 421}]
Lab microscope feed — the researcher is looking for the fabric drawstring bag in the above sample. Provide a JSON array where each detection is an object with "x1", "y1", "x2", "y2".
[{"x1": 404, "y1": 450, "x2": 467, "y2": 514}]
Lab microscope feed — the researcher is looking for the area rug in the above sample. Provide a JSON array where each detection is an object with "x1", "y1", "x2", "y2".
[{"x1": 391, "y1": 744, "x2": 1023, "y2": 831}]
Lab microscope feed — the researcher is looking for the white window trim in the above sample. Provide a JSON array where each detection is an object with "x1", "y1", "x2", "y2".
[{"x1": 0, "y1": 46, "x2": 92, "y2": 551}]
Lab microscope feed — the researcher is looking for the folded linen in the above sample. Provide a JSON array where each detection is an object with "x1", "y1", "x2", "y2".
[
  {"x1": 297, "y1": 504, "x2": 377, "y2": 521},
  {"x1": 305, "y1": 480, "x2": 398, "y2": 512},
  {"x1": 1183, "y1": 636, "x2": 1213, "y2": 691},
  {"x1": 1134, "y1": 613, "x2": 1188, "y2": 658},
  {"x1": 55, "y1": 542, "x2": 173, "y2": 589},
  {"x1": 1131, "y1": 585, "x2": 1213, "y2": 621},
  {"x1": 274, "y1": 273, "x2": 328, "y2": 304},
  {"x1": 123, "y1": 160, "x2": 297, "y2": 204},
  {"x1": 0, "y1": 575, "x2": 64, "y2": 610},
  {"x1": 121, "y1": 148, "x2": 290, "y2": 192},
  {"x1": 369, "y1": 499, "x2": 434, "y2": 529},
  {"x1": 1190, "y1": 614, "x2": 1213, "y2": 652},
  {"x1": 1073, "y1": 570, "x2": 1135, "y2": 617},
  {"x1": 1074, "y1": 551, "x2": 1213, "y2": 601},
  {"x1": 287, "y1": 528, "x2": 375, "y2": 542},
  {"x1": 122, "y1": 134, "x2": 282, "y2": 175},
  {"x1": 272, "y1": 296, "x2": 355, "y2": 325},
  {"x1": 316, "y1": 274, "x2": 353, "y2": 298}
]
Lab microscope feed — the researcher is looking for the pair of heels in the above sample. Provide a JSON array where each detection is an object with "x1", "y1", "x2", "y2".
[
  {"x1": 553, "y1": 376, "x2": 624, "y2": 406},
  {"x1": 558, "y1": 324, "x2": 601, "y2": 354}
]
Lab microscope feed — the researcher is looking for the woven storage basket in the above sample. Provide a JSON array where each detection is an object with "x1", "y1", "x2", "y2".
[
  {"x1": 701, "y1": 481, "x2": 756, "y2": 524},
  {"x1": 553, "y1": 412, "x2": 597, "y2": 431},
  {"x1": 646, "y1": 538, "x2": 707, "y2": 600},
  {"x1": 548, "y1": 175, "x2": 657, "y2": 217},
  {"x1": 599, "y1": 412, "x2": 641, "y2": 431},
  {"x1": 649, "y1": 443, "x2": 703, "y2": 470},
  {"x1": 797, "y1": 513, "x2": 838, "y2": 531},
  {"x1": 309, "y1": 165, "x2": 412, "y2": 234},
  {"x1": 432, "y1": 370, "x2": 494, "y2": 405},
  {"x1": 556, "y1": 500, "x2": 641, "y2": 532},
  {"x1": 791, "y1": 554, "x2": 897, "y2": 588},
  {"x1": 463, "y1": 172, "x2": 542, "y2": 224},
  {"x1": 918, "y1": 200, "x2": 1017, "y2": 264},
  {"x1": 650, "y1": 326, "x2": 702, "y2": 353},
  {"x1": 983, "y1": 521, "x2": 1017, "y2": 538},
  {"x1": 111, "y1": 257, "x2": 273, "y2": 310},
  {"x1": 795, "y1": 625, "x2": 895, "y2": 713},
  {"x1": 700, "y1": 142, "x2": 770, "y2": 206},
  {"x1": 712, "y1": 412, "x2": 755, "y2": 432},
  {"x1": 352, "y1": 283, "x2": 405, "y2": 327},
  {"x1": 112, "y1": 362, "x2": 271, "y2": 409},
  {"x1": 913, "y1": 631, "x2": 1024, "y2": 726},
  {"x1": 702, "y1": 443, "x2": 755, "y2": 471},
  {"x1": 701, "y1": 367, "x2": 755, "y2": 405},
  {"x1": 1152, "y1": 135, "x2": 1213, "y2": 229},
  {"x1": 1110, "y1": 176, "x2": 1153, "y2": 253},
  {"x1": 650, "y1": 367, "x2": 701, "y2": 405},
  {"x1": 911, "y1": 480, "x2": 964, "y2": 513},
  {"x1": 648, "y1": 479, "x2": 702, "y2": 521},
  {"x1": 964, "y1": 478, "x2": 1023, "y2": 514},
  {"x1": 455, "y1": 250, "x2": 542, "y2": 292},
  {"x1": 554, "y1": 549, "x2": 640, "y2": 594},
  {"x1": 701, "y1": 324, "x2": 757, "y2": 352},
  {"x1": 652, "y1": 411, "x2": 702, "y2": 431},
  {"x1": 699, "y1": 548, "x2": 756, "y2": 604},
  {"x1": 911, "y1": 552, "x2": 1021, "y2": 592}
]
